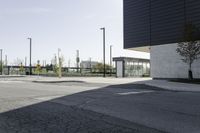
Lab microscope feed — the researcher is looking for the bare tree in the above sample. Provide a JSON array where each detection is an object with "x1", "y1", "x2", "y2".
[{"x1": 176, "y1": 23, "x2": 200, "y2": 79}]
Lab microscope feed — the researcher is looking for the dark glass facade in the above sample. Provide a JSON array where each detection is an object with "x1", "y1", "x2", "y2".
[{"x1": 124, "y1": 0, "x2": 200, "y2": 49}]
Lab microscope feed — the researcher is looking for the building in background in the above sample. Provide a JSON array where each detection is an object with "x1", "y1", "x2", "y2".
[
  {"x1": 113, "y1": 57, "x2": 150, "y2": 78},
  {"x1": 124, "y1": 0, "x2": 200, "y2": 79},
  {"x1": 80, "y1": 61, "x2": 98, "y2": 69}
]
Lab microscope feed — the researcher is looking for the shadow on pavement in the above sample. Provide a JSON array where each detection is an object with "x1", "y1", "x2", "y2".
[{"x1": 0, "y1": 83, "x2": 166, "y2": 133}]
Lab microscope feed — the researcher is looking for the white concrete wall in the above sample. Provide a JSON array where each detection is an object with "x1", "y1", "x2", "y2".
[
  {"x1": 151, "y1": 43, "x2": 200, "y2": 79},
  {"x1": 116, "y1": 61, "x2": 123, "y2": 77}
]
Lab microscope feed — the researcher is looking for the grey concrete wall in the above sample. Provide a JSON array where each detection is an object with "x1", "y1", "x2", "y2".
[{"x1": 151, "y1": 43, "x2": 200, "y2": 79}]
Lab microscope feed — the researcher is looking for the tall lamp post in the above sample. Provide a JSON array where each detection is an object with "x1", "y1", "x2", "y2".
[
  {"x1": 5, "y1": 55, "x2": 7, "y2": 67},
  {"x1": 100, "y1": 27, "x2": 106, "y2": 77},
  {"x1": 58, "y1": 48, "x2": 62, "y2": 78},
  {"x1": 76, "y1": 50, "x2": 80, "y2": 73},
  {"x1": 0, "y1": 49, "x2": 2, "y2": 75},
  {"x1": 27, "y1": 38, "x2": 32, "y2": 75},
  {"x1": 110, "y1": 45, "x2": 112, "y2": 76},
  {"x1": 25, "y1": 57, "x2": 27, "y2": 67}
]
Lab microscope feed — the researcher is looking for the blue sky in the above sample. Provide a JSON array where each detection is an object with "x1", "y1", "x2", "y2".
[{"x1": 0, "y1": 0, "x2": 149, "y2": 66}]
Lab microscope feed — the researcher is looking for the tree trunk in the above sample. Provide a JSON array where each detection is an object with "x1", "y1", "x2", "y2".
[
  {"x1": 188, "y1": 62, "x2": 193, "y2": 80},
  {"x1": 188, "y1": 70, "x2": 193, "y2": 80}
]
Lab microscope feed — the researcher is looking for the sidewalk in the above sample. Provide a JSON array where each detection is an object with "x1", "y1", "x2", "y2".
[
  {"x1": 31, "y1": 77, "x2": 151, "y2": 85},
  {"x1": 136, "y1": 80, "x2": 200, "y2": 92},
  {"x1": 0, "y1": 76, "x2": 151, "y2": 85}
]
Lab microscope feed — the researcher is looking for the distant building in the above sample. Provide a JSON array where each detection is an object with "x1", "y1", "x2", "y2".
[
  {"x1": 80, "y1": 61, "x2": 98, "y2": 69},
  {"x1": 113, "y1": 57, "x2": 150, "y2": 78}
]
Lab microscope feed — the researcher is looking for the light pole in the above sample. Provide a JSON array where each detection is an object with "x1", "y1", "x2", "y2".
[
  {"x1": 58, "y1": 48, "x2": 62, "y2": 78},
  {"x1": 27, "y1": 38, "x2": 32, "y2": 75},
  {"x1": 0, "y1": 49, "x2": 2, "y2": 75},
  {"x1": 89, "y1": 57, "x2": 92, "y2": 73},
  {"x1": 89, "y1": 57, "x2": 92, "y2": 68},
  {"x1": 25, "y1": 57, "x2": 27, "y2": 67},
  {"x1": 110, "y1": 45, "x2": 112, "y2": 76},
  {"x1": 100, "y1": 27, "x2": 106, "y2": 77},
  {"x1": 76, "y1": 50, "x2": 80, "y2": 73},
  {"x1": 5, "y1": 55, "x2": 7, "y2": 66}
]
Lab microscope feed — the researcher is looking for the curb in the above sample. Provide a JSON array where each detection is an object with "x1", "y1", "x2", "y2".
[
  {"x1": 0, "y1": 75, "x2": 26, "y2": 78},
  {"x1": 32, "y1": 80, "x2": 85, "y2": 83}
]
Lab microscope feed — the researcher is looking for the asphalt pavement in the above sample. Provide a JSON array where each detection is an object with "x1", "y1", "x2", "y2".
[{"x1": 0, "y1": 78, "x2": 200, "y2": 133}]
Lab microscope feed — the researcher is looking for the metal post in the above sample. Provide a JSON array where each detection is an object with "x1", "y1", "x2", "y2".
[
  {"x1": 58, "y1": 48, "x2": 62, "y2": 78},
  {"x1": 5, "y1": 55, "x2": 7, "y2": 75},
  {"x1": 89, "y1": 58, "x2": 92, "y2": 68},
  {"x1": 27, "y1": 38, "x2": 32, "y2": 75},
  {"x1": 110, "y1": 45, "x2": 112, "y2": 76},
  {"x1": 76, "y1": 50, "x2": 80, "y2": 73},
  {"x1": 5, "y1": 55, "x2": 7, "y2": 67},
  {"x1": 68, "y1": 59, "x2": 71, "y2": 68},
  {"x1": 25, "y1": 57, "x2": 27, "y2": 67},
  {"x1": 89, "y1": 57, "x2": 92, "y2": 73},
  {"x1": 0, "y1": 49, "x2": 2, "y2": 75},
  {"x1": 100, "y1": 27, "x2": 106, "y2": 77},
  {"x1": 58, "y1": 57, "x2": 62, "y2": 78}
]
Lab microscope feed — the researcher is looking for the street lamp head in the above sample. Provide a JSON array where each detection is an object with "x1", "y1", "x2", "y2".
[
  {"x1": 100, "y1": 27, "x2": 105, "y2": 30},
  {"x1": 27, "y1": 38, "x2": 31, "y2": 40}
]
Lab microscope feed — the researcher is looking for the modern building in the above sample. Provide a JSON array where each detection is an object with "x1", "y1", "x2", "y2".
[
  {"x1": 113, "y1": 57, "x2": 150, "y2": 78},
  {"x1": 124, "y1": 0, "x2": 200, "y2": 79}
]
